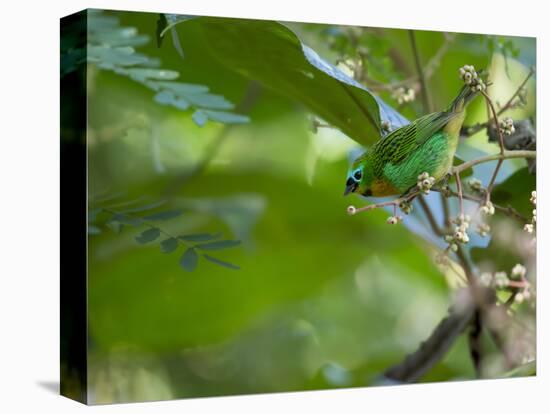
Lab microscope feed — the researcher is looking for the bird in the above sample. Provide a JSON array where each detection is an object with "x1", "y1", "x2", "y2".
[{"x1": 344, "y1": 80, "x2": 482, "y2": 198}]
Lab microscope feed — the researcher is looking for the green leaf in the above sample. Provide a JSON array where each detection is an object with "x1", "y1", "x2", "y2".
[
  {"x1": 159, "y1": 14, "x2": 196, "y2": 39},
  {"x1": 106, "y1": 221, "x2": 124, "y2": 234},
  {"x1": 125, "y1": 68, "x2": 179, "y2": 82},
  {"x1": 110, "y1": 213, "x2": 141, "y2": 226},
  {"x1": 189, "y1": 18, "x2": 409, "y2": 145},
  {"x1": 87, "y1": 225, "x2": 102, "y2": 235},
  {"x1": 152, "y1": 81, "x2": 209, "y2": 94},
  {"x1": 183, "y1": 93, "x2": 234, "y2": 110},
  {"x1": 143, "y1": 209, "x2": 183, "y2": 221},
  {"x1": 160, "y1": 237, "x2": 179, "y2": 253},
  {"x1": 88, "y1": 45, "x2": 152, "y2": 67},
  {"x1": 156, "y1": 13, "x2": 167, "y2": 48},
  {"x1": 502, "y1": 360, "x2": 536, "y2": 378},
  {"x1": 492, "y1": 167, "x2": 536, "y2": 217},
  {"x1": 180, "y1": 248, "x2": 198, "y2": 271},
  {"x1": 153, "y1": 90, "x2": 190, "y2": 110},
  {"x1": 135, "y1": 228, "x2": 161, "y2": 244},
  {"x1": 88, "y1": 208, "x2": 102, "y2": 222},
  {"x1": 201, "y1": 110, "x2": 250, "y2": 124},
  {"x1": 120, "y1": 200, "x2": 166, "y2": 213},
  {"x1": 192, "y1": 110, "x2": 208, "y2": 127},
  {"x1": 203, "y1": 254, "x2": 240, "y2": 270},
  {"x1": 179, "y1": 233, "x2": 222, "y2": 242},
  {"x1": 154, "y1": 90, "x2": 175, "y2": 105},
  {"x1": 195, "y1": 240, "x2": 241, "y2": 250}
]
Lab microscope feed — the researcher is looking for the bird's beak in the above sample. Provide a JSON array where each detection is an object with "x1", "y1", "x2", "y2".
[{"x1": 344, "y1": 179, "x2": 358, "y2": 196}]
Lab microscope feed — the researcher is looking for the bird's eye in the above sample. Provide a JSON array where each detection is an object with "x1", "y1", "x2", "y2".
[{"x1": 353, "y1": 170, "x2": 362, "y2": 181}]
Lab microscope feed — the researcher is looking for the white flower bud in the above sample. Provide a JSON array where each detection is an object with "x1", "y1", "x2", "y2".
[
  {"x1": 515, "y1": 292, "x2": 525, "y2": 304},
  {"x1": 387, "y1": 216, "x2": 398, "y2": 225},
  {"x1": 480, "y1": 272, "x2": 493, "y2": 287},
  {"x1": 530, "y1": 191, "x2": 536, "y2": 205},
  {"x1": 494, "y1": 271, "x2": 509, "y2": 288},
  {"x1": 511, "y1": 264, "x2": 527, "y2": 279}
]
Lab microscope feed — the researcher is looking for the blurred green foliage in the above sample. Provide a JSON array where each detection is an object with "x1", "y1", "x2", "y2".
[{"x1": 80, "y1": 9, "x2": 536, "y2": 404}]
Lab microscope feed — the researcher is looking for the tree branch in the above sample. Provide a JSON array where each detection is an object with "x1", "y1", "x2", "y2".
[
  {"x1": 408, "y1": 30, "x2": 433, "y2": 112},
  {"x1": 383, "y1": 288, "x2": 493, "y2": 382},
  {"x1": 462, "y1": 68, "x2": 534, "y2": 137},
  {"x1": 347, "y1": 150, "x2": 535, "y2": 216}
]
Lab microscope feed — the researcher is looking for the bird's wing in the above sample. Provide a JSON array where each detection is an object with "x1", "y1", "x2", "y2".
[{"x1": 376, "y1": 111, "x2": 457, "y2": 167}]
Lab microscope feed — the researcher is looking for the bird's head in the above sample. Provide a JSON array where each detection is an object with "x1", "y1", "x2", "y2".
[{"x1": 344, "y1": 153, "x2": 374, "y2": 197}]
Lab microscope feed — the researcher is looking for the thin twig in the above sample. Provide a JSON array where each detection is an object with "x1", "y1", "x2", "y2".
[
  {"x1": 497, "y1": 67, "x2": 534, "y2": 116},
  {"x1": 452, "y1": 150, "x2": 536, "y2": 174},
  {"x1": 433, "y1": 188, "x2": 527, "y2": 223},
  {"x1": 482, "y1": 90, "x2": 505, "y2": 154},
  {"x1": 349, "y1": 150, "x2": 534, "y2": 218},
  {"x1": 366, "y1": 33, "x2": 456, "y2": 94},
  {"x1": 408, "y1": 30, "x2": 433, "y2": 112},
  {"x1": 463, "y1": 68, "x2": 534, "y2": 136},
  {"x1": 417, "y1": 195, "x2": 443, "y2": 236},
  {"x1": 480, "y1": 90, "x2": 507, "y2": 204},
  {"x1": 455, "y1": 171, "x2": 464, "y2": 219},
  {"x1": 349, "y1": 190, "x2": 419, "y2": 215}
]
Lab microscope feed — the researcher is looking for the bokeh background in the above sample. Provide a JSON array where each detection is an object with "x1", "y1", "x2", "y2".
[{"x1": 75, "y1": 10, "x2": 536, "y2": 403}]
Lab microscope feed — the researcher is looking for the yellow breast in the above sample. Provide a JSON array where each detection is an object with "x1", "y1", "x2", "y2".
[{"x1": 371, "y1": 179, "x2": 400, "y2": 197}]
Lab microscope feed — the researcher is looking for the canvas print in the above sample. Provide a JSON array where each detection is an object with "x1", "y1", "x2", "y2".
[{"x1": 60, "y1": 9, "x2": 536, "y2": 404}]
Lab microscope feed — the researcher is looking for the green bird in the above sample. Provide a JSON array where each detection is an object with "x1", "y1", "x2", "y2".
[{"x1": 344, "y1": 84, "x2": 480, "y2": 198}]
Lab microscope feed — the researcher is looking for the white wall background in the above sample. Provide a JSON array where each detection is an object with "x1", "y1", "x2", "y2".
[{"x1": 0, "y1": 0, "x2": 546, "y2": 412}]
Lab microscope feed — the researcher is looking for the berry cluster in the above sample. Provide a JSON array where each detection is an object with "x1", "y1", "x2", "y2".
[
  {"x1": 467, "y1": 178, "x2": 484, "y2": 193},
  {"x1": 399, "y1": 200, "x2": 413, "y2": 215},
  {"x1": 392, "y1": 87, "x2": 416, "y2": 105},
  {"x1": 459, "y1": 65, "x2": 486, "y2": 92},
  {"x1": 480, "y1": 264, "x2": 532, "y2": 304},
  {"x1": 480, "y1": 200, "x2": 495, "y2": 216},
  {"x1": 444, "y1": 214, "x2": 471, "y2": 250},
  {"x1": 524, "y1": 190, "x2": 536, "y2": 234},
  {"x1": 417, "y1": 172, "x2": 436, "y2": 194},
  {"x1": 499, "y1": 117, "x2": 516, "y2": 136}
]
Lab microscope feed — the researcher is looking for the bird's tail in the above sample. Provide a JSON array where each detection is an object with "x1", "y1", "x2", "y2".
[
  {"x1": 448, "y1": 84, "x2": 482, "y2": 113},
  {"x1": 448, "y1": 69, "x2": 487, "y2": 113}
]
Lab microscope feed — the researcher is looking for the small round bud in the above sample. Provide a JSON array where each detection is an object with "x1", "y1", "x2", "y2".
[
  {"x1": 511, "y1": 264, "x2": 527, "y2": 279},
  {"x1": 499, "y1": 117, "x2": 515, "y2": 136},
  {"x1": 347, "y1": 205, "x2": 357, "y2": 216},
  {"x1": 467, "y1": 178, "x2": 483, "y2": 192},
  {"x1": 480, "y1": 201, "x2": 495, "y2": 216},
  {"x1": 387, "y1": 216, "x2": 398, "y2": 225},
  {"x1": 494, "y1": 271, "x2": 509, "y2": 288},
  {"x1": 530, "y1": 191, "x2": 537, "y2": 205},
  {"x1": 515, "y1": 292, "x2": 525, "y2": 304},
  {"x1": 399, "y1": 201, "x2": 413, "y2": 215},
  {"x1": 480, "y1": 272, "x2": 493, "y2": 287},
  {"x1": 476, "y1": 223, "x2": 491, "y2": 237}
]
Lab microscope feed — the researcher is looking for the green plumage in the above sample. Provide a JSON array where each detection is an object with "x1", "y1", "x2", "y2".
[{"x1": 345, "y1": 84, "x2": 479, "y2": 197}]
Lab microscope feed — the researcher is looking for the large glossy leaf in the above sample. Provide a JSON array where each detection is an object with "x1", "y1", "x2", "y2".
[
  {"x1": 492, "y1": 167, "x2": 536, "y2": 217},
  {"x1": 190, "y1": 18, "x2": 408, "y2": 146}
]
